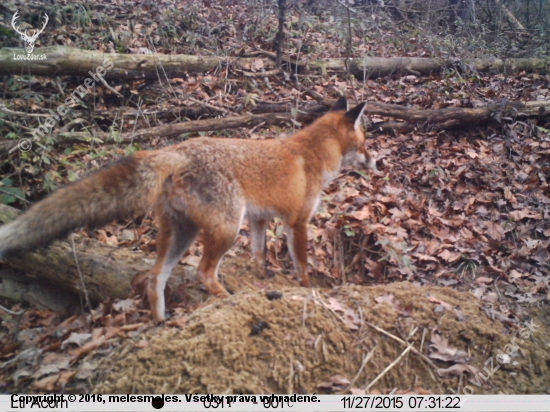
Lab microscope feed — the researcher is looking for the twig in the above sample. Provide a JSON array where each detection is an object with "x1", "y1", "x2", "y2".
[
  {"x1": 4, "y1": 119, "x2": 33, "y2": 131},
  {"x1": 0, "y1": 187, "x2": 29, "y2": 203},
  {"x1": 493, "y1": 277, "x2": 508, "y2": 308},
  {"x1": 59, "y1": 118, "x2": 87, "y2": 133},
  {"x1": 187, "y1": 96, "x2": 237, "y2": 115},
  {"x1": 55, "y1": 77, "x2": 65, "y2": 96},
  {"x1": 302, "y1": 294, "x2": 308, "y2": 329},
  {"x1": 366, "y1": 343, "x2": 413, "y2": 391},
  {"x1": 0, "y1": 303, "x2": 24, "y2": 315},
  {"x1": 0, "y1": 104, "x2": 51, "y2": 118},
  {"x1": 366, "y1": 321, "x2": 438, "y2": 370},
  {"x1": 96, "y1": 74, "x2": 123, "y2": 98},
  {"x1": 130, "y1": 96, "x2": 144, "y2": 145},
  {"x1": 420, "y1": 327, "x2": 427, "y2": 353},
  {"x1": 288, "y1": 357, "x2": 294, "y2": 394},
  {"x1": 248, "y1": 121, "x2": 266, "y2": 134},
  {"x1": 347, "y1": 344, "x2": 377, "y2": 391},
  {"x1": 71, "y1": 234, "x2": 92, "y2": 311}
]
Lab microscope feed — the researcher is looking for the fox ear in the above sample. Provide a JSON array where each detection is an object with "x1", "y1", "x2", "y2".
[
  {"x1": 329, "y1": 96, "x2": 348, "y2": 112},
  {"x1": 345, "y1": 102, "x2": 367, "y2": 130}
]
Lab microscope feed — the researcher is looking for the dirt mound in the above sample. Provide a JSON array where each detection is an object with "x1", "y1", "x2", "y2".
[{"x1": 93, "y1": 283, "x2": 549, "y2": 394}]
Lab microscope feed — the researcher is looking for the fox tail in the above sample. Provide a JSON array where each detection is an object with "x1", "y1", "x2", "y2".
[{"x1": 0, "y1": 153, "x2": 160, "y2": 257}]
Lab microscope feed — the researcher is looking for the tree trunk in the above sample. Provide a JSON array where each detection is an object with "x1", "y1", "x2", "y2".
[{"x1": 1, "y1": 46, "x2": 548, "y2": 81}]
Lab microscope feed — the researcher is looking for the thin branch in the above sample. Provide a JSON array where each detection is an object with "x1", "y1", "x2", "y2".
[
  {"x1": 71, "y1": 234, "x2": 92, "y2": 311},
  {"x1": 187, "y1": 96, "x2": 238, "y2": 115},
  {"x1": 366, "y1": 321, "x2": 438, "y2": 370},
  {"x1": 347, "y1": 344, "x2": 377, "y2": 390},
  {"x1": 0, "y1": 104, "x2": 51, "y2": 118},
  {"x1": 95, "y1": 74, "x2": 123, "y2": 98},
  {"x1": 0, "y1": 303, "x2": 24, "y2": 315},
  {"x1": 365, "y1": 343, "x2": 413, "y2": 391}
]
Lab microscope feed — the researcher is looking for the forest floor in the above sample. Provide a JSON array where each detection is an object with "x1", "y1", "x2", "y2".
[{"x1": 0, "y1": 0, "x2": 549, "y2": 394}]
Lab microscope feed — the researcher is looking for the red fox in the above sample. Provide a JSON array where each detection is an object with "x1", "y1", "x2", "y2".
[{"x1": 0, "y1": 97, "x2": 374, "y2": 322}]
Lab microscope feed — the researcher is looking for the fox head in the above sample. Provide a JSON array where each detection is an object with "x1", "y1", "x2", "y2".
[{"x1": 328, "y1": 97, "x2": 377, "y2": 171}]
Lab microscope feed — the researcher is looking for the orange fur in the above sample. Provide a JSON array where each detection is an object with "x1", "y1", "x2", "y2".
[{"x1": 0, "y1": 97, "x2": 373, "y2": 322}]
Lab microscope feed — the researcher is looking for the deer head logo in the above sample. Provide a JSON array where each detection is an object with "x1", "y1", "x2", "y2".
[{"x1": 12, "y1": 11, "x2": 49, "y2": 54}]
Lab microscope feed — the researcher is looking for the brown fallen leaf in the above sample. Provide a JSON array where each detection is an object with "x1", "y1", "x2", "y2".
[
  {"x1": 104, "y1": 326, "x2": 126, "y2": 340},
  {"x1": 69, "y1": 336, "x2": 106, "y2": 360},
  {"x1": 484, "y1": 221, "x2": 504, "y2": 241},
  {"x1": 375, "y1": 294, "x2": 395, "y2": 305},
  {"x1": 509, "y1": 210, "x2": 543, "y2": 221},
  {"x1": 57, "y1": 369, "x2": 78, "y2": 389},
  {"x1": 75, "y1": 361, "x2": 96, "y2": 380},
  {"x1": 413, "y1": 253, "x2": 439, "y2": 262},
  {"x1": 32, "y1": 373, "x2": 59, "y2": 392},
  {"x1": 486, "y1": 265, "x2": 506, "y2": 275},
  {"x1": 426, "y1": 295, "x2": 453, "y2": 310},
  {"x1": 429, "y1": 333, "x2": 471, "y2": 364},
  {"x1": 482, "y1": 292, "x2": 499, "y2": 303},
  {"x1": 120, "y1": 322, "x2": 146, "y2": 331},
  {"x1": 31, "y1": 353, "x2": 72, "y2": 380},
  {"x1": 61, "y1": 333, "x2": 92, "y2": 350},
  {"x1": 349, "y1": 207, "x2": 370, "y2": 220},
  {"x1": 438, "y1": 249, "x2": 462, "y2": 263},
  {"x1": 326, "y1": 297, "x2": 361, "y2": 330},
  {"x1": 54, "y1": 314, "x2": 85, "y2": 336}
]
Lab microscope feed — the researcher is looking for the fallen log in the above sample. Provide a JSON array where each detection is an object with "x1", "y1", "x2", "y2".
[
  {"x1": 89, "y1": 99, "x2": 550, "y2": 132},
  {"x1": 0, "y1": 203, "x2": 191, "y2": 306},
  {"x1": 3, "y1": 99, "x2": 547, "y2": 154},
  {"x1": 0, "y1": 46, "x2": 275, "y2": 81},
  {"x1": 1, "y1": 46, "x2": 548, "y2": 80},
  {"x1": 366, "y1": 100, "x2": 550, "y2": 130}
]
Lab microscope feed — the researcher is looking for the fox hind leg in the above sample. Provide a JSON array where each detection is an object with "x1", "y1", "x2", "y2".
[
  {"x1": 249, "y1": 218, "x2": 268, "y2": 278},
  {"x1": 198, "y1": 205, "x2": 245, "y2": 298},
  {"x1": 147, "y1": 211, "x2": 199, "y2": 322}
]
